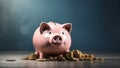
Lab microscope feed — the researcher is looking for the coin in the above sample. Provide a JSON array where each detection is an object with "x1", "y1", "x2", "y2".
[{"x1": 6, "y1": 59, "x2": 16, "y2": 61}]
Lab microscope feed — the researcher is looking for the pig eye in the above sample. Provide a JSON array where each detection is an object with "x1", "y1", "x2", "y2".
[
  {"x1": 62, "y1": 32, "x2": 64, "y2": 35},
  {"x1": 49, "y1": 31, "x2": 51, "y2": 34}
]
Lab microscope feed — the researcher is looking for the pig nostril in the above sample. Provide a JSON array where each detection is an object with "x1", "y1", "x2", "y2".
[
  {"x1": 54, "y1": 37, "x2": 57, "y2": 40},
  {"x1": 53, "y1": 35, "x2": 62, "y2": 42},
  {"x1": 59, "y1": 37, "x2": 62, "y2": 41}
]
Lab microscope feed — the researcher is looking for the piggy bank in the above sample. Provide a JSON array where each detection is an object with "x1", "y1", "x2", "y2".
[{"x1": 32, "y1": 21, "x2": 72, "y2": 58}]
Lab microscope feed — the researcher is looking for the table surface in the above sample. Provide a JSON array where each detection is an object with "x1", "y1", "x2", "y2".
[{"x1": 0, "y1": 51, "x2": 120, "y2": 68}]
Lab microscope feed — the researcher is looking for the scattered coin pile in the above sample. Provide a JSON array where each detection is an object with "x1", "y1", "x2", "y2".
[{"x1": 22, "y1": 50, "x2": 104, "y2": 61}]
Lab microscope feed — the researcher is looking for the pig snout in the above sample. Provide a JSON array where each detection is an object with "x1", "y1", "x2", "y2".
[{"x1": 52, "y1": 35, "x2": 62, "y2": 44}]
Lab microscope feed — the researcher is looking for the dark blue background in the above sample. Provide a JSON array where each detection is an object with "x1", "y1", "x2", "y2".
[{"x1": 0, "y1": 0, "x2": 120, "y2": 52}]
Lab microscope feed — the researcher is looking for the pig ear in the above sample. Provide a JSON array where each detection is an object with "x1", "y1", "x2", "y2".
[
  {"x1": 40, "y1": 22, "x2": 50, "y2": 34},
  {"x1": 62, "y1": 23, "x2": 72, "y2": 33}
]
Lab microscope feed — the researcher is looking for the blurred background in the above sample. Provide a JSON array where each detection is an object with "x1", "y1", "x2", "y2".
[{"x1": 0, "y1": 0, "x2": 120, "y2": 52}]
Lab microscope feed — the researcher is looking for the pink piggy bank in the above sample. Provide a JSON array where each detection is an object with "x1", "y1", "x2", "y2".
[{"x1": 32, "y1": 21, "x2": 72, "y2": 58}]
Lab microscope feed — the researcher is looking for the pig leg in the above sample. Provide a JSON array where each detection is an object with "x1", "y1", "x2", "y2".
[
  {"x1": 66, "y1": 50, "x2": 70, "y2": 52},
  {"x1": 35, "y1": 51, "x2": 45, "y2": 58},
  {"x1": 35, "y1": 51, "x2": 39, "y2": 55},
  {"x1": 38, "y1": 51, "x2": 45, "y2": 59},
  {"x1": 62, "y1": 50, "x2": 70, "y2": 57}
]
